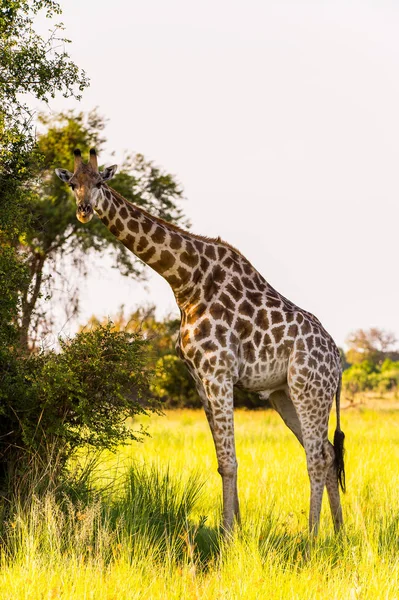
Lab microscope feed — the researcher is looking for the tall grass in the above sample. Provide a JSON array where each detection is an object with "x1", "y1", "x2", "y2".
[{"x1": 1, "y1": 407, "x2": 399, "y2": 599}]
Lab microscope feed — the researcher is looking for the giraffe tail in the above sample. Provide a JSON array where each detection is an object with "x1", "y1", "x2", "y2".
[{"x1": 333, "y1": 373, "x2": 346, "y2": 493}]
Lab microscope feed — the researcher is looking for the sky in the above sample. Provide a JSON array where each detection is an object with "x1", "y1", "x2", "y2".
[{"x1": 35, "y1": 0, "x2": 399, "y2": 348}]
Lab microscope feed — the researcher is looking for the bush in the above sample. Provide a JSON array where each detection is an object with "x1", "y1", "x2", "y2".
[{"x1": 0, "y1": 323, "x2": 157, "y2": 495}]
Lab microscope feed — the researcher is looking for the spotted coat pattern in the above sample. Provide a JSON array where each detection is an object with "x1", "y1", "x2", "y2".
[{"x1": 56, "y1": 155, "x2": 344, "y2": 536}]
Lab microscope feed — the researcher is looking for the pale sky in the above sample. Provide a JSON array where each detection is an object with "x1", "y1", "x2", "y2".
[{"x1": 35, "y1": 0, "x2": 399, "y2": 348}]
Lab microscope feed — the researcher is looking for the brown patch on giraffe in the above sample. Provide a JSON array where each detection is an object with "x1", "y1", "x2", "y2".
[
  {"x1": 140, "y1": 246, "x2": 157, "y2": 262},
  {"x1": 255, "y1": 309, "x2": 269, "y2": 329},
  {"x1": 236, "y1": 318, "x2": 253, "y2": 339},
  {"x1": 137, "y1": 236, "x2": 149, "y2": 251},
  {"x1": 204, "y1": 273, "x2": 219, "y2": 302},
  {"x1": 210, "y1": 382, "x2": 221, "y2": 396},
  {"x1": 270, "y1": 310, "x2": 284, "y2": 325},
  {"x1": 205, "y1": 245, "x2": 216, "y2": 260},
  {"x1": 152, "y1": 226, "x2": 166, "y2": 244},
  {"x1": 295, "y1": 352, "x2": 306, "y2": 365},
  {"x1": 296, "y1": 313, "x2": 304, "y2": 324},
  {"x1": 102, "y1": 199, "x2": 109, "y2": 211},
  {"x1": 194, "y1": 240, "x2": 204, "y2": 253},
  {"x1": 225, "y1": 283, "x2": 243, "y2": 302},
  {"x1": 181, "y1": 251, "x2": 199, "y2": 268},
  {"x1": 243, "y1": 341, "x2": 256, "y2": 363},
  {"x1": 215, "y1": 324, "x2": 228, "y2": 345},
  {"x1": 203, "y1": 340, "x2": 218, "y2": 352},
  {"x1": 170, "y1": 232, "x2": 182, "y2": 250},
  {"x1": 184, "y1": 240, "x2": 194, "y2": 254},
  {"x1": 239, "y1": 300, "x2": 255, "y2": 318},
  {"x1": 243, "y1": 262, "x2": 252, "y2": 276},
  {"x1": 308, "y1": 357, "x2": 317, "y2": 369},
  {"x1": 113, "y1": 196, "x2": 122, "y2": 207},
  {"x1": 254, "y1": 330, "x2": 262, "y2": 347},
  {"x1": 287, "y1": 324, "x2": 298, "y2": 338},
  {"x1": 232, "y1": 260, "x2": 243, "y2": 274},
  {"x1": 119, "y1": 206, "x2": 128, "y2": 220},
  {"x1": 167, "y1": 275, "x2": 181, "y2": 287},
  {"x1": 209, "y1": 303, "x2": 224, "y2": 320},
  {"x1": 296, "y1": 339, "x2": 306, "y2": 351},
  {"x1": 200, "y1": 256, "x2": 210, "y2": 272},
  {"x1": 219, "y1": 292, "x2": 235, "y2": 312},
  {"x1": 272, "y1": 325, "x2": 285, "y2": 344},
  {"x1": 302, "y1": 320, "x2": 311, "y2": 335},
  {"x1": 247, "y1": 291, "x2": 263, "y2": 306},
  {"x1": 267, "y1": 296, "x2": 282, "y2": 309},
  {"x1": 177, "y1": 266, "x2": 190, "y2": 285},
  {"x1": 242, "y1": 276, "x2": 255, "y2": 290},
  {"x1": 193, "y1": 349, "x2": 202, "y2": 368},
  {"x1": 115, "y1": 218, "x2": 124, "y2": 232},
  {"x1": 152, "y1": 250, "x2": 176, "y2": 273},
  {"x1": 192, "y1": 267, "x2": 202, "y2": 284},
  {"x1": 109, "y1": 224, "x2": 118, "y2": 236},
  {"x1": 306, "y1": 335, "x2": 315, "y2": 350},
  {"x1": 140, "y1": 217, "x2": 152, "y2": 234},
  {"x1": 186, "y1": 347, "x2": 195, "y2": 359},
  {"x1": 187, "y1": 303, "x2": 207, "y2": 324},
  {"x1": 213, "y1": 264, "x2": 226, "y2": 284},
  {"x1": 123, "y1": 233, "x2": 134, "y2": 248},
  {"x1": 223, "y1": 255, "x2": 234, "y2": 268},
  {"x1": 101, "y1": 216, "x2": 109, "y2": 226},
  {"x1": 127, "y1": 219, "x2": 139, "y2": 233},
  {"x1": 222, "y1": 309, "x2": 234, "y2": 326},
  {"x1": 194, "y1": 319, "x2": 211, "y2": 340},
  {"x1": 109, "y1": 205, "x2": 116, "y2": 220},
  {"x1": 218, "y1": 247, "x2": 227, "y2": 261}
]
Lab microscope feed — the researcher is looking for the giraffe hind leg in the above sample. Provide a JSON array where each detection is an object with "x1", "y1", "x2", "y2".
[{"x1": 268, "y1": 388, "x2": 343, "y2": 534}]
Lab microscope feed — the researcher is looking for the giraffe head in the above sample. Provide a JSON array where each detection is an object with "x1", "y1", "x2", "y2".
[{"x1": 55, "y1": 149, "x2": 117, "y2": 223}]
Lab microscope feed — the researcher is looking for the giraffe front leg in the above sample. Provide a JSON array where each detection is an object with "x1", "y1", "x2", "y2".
[{"x1": 199, "y1": 378, "x2": 240, "y2": 533}]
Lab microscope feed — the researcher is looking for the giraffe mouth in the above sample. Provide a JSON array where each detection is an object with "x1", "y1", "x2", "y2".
[{"x1": 77, "y1": 204, "x2": 94, "y2": 223}]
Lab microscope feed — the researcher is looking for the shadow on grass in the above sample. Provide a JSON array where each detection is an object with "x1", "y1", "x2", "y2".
[{"x1": 105, "y1": 462, "x2": 222, "y2": 567}]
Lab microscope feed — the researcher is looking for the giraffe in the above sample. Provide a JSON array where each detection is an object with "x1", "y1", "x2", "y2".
[{"x1": 55, "y1": 148, "x2": 345, "y2": 536}]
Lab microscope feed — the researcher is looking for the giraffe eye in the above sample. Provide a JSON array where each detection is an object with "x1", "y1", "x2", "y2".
[{"x1": 69, "y1": 183, "x2": 76, "y2": 191}]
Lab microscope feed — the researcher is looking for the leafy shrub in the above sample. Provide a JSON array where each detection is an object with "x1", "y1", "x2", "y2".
[{"x1": 0, "y1": 323, "x2": 157, "y2": 494}]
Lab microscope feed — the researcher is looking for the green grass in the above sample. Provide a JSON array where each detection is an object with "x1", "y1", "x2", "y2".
[{"x1": 1, "y1": 407, "x2": 399, "y2": 599}]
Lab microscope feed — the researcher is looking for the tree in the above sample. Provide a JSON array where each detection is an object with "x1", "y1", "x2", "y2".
[
  {"x1": 0, "y1": 0, "x2": 89, "y2": 349},
  {"x1": 0, "y1": 0, "x2": 88, "y2": 172},
  {"x1": 0, "y1": 2, "x2": 159, "y2": 495},
  {"x1": 346, "y1": 328, "x2": 399, "y2": 366}
]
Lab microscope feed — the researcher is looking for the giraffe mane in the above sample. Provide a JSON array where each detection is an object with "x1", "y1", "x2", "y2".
[{"x1": 106, "y1": 184, "x2": 245, "y2": 257}]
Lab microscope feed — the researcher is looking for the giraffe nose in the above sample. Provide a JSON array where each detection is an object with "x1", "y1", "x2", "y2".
[
  {"x1": 76, "y1": 203, "x2": 93, "y2": 223},
  {"x1": 77, "y1": 203, "x2": 93, "y2": 216}
]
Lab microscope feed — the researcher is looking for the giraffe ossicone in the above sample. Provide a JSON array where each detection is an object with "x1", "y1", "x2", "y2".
[{"x1": 55, "y1": 149, "x2": 345, "y2": 536}]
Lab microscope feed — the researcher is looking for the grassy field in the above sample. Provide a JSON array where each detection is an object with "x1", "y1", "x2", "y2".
[{"x1": 1, "y1": 405, "x2": 399, "y2": 599}]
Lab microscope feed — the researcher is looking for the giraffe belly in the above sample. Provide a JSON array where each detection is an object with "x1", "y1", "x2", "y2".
[{"x1": 237, "y1": 356, "x2": 288, "y2": 394}]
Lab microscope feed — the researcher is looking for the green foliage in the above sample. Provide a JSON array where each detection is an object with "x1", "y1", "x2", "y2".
[
  {"x1": 342, "y1": 358, "x2": 399, "y2": 401},
  {"x1": 152, "y1": 355, "x2": 200, "y2": 408},
  {"x1": 0, "y1": 323, "x2": 157, "y2": 491},
  {"x1": 0, "y1": 0, "x2": 88, "y2": 171}
]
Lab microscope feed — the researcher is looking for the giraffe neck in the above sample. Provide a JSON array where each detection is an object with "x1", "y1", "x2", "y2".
[{"x1": 94, "y1": 185, "x2": 209, "y2": 304}]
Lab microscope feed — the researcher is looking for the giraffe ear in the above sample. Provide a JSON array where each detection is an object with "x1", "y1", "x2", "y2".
[
  {"x1": 100, "y1": 165, "x2": 118, "y2": 181},
  {"x1": 55, "y1": 168, "x2": 73, "y2": 182}
]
